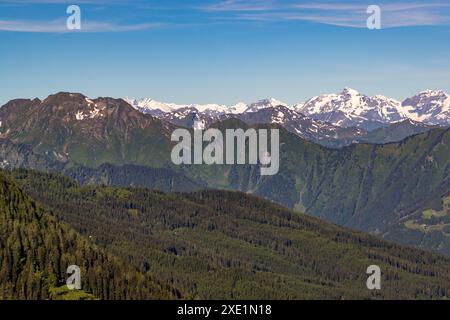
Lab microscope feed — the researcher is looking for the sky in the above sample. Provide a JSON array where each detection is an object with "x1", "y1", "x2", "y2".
[{"x1": 1, "y1": 0, "x2": 450, "y2": 106}]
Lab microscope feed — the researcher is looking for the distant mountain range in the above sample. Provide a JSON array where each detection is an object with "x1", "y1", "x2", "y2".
[
  {"x1": 1, "y1": 91, "x2": 450, "y2": 258},
  {"x1": 125, "y1": 88, "x2": 450, "y2": 147},
  {"x1": 5, "y1": 89, "x2": 439, "y2": 151},
  {"x1": 297, "y1": 88, "x2": 450, "y2": 130}
]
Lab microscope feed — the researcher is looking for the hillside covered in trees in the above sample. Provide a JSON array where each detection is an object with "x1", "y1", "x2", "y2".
[
  {"x1": 9, "y1": 169, "x2": 450, "y2": 299},
  {"x1": 0, "y1": 171, "x2": 181, "y2": 300}
]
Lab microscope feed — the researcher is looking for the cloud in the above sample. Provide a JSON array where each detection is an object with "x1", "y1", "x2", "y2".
[
  {"x1": 292, "y1": 2, "x2": 450, "y2": 11},
  {"x1": 201, "y1": 0, "x2": 450, "y2": 28},
  {"x1": 0, "y1": 19, "x2": 162, "y2": 32},
  {"x1": 2, "y1": 0, "x2": 450, "y2": 31},
  {"x1": 202, "y1": 0, "x2": 274, "y2": 12},
  {"x1": 0, "y1": 0, "x2": 127, "y2": 3}
]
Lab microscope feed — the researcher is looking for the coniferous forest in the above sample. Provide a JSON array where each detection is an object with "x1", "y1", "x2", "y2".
[
  {"x1": 0, "y1": 171, "x2": 181, "y2": 300},
  {"x1": 3, "y1": 168, "x2": 450, "y2": 300}
]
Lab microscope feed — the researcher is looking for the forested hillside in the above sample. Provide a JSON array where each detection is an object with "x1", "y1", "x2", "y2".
[
  {"x1": 65, "y1": 163, "x2": 205, "y2": 192},
  {"x1": 0, "y1": 171, "x2": 181, "y2": 300},
  {"x1": 10, "y1": 169, "x2": 450, "y2": 299}
]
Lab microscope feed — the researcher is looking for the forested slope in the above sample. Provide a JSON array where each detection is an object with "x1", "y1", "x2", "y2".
[
  {"x1": 0, "y1": 172, "x2": 181, "y2": 300},
  {"x1": 10, "y1": 169, "x2": 450, "y2": 300}
]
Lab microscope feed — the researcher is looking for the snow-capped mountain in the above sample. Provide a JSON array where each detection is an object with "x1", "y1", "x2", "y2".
[
  {"x1": 124, "y1": 97, "x2": 285, "y2": 116},
  {"x1": 295, "y1": 88, "x2": 450, "y2": 130},
  {"x1": 295, "y1": 88, "x2": 406, "y2": 131},
  {"x1": 124, "y1": 97, "x2": 247, "y2": 116},
  {"x1": 124, "y1": 97, "x2": 180, "y2": 114},
  {"x1": 124, "y1": 96, "x2": 367, "y2": 147},
  {"x1": 124, "y1": 97, "x2": 252, "y2": 128},
  {"x1": 124, "y1": 88, "x2": 450, "y2": 147},
  {"x1": 398, "y1": 90, "x2": 450, "y2": 126},
  {"x1": 232, "y1": 105, "x2": 366, "y2": 147},
  {"x1": 243, "y1": 98, "x2": 288, "y2": 113},
  {"x1": 124, "y1": 97, "x2": 291, "y2": 132},
  {"x1": 125, "y1": 96, "x2": 311, "y2": 133}
]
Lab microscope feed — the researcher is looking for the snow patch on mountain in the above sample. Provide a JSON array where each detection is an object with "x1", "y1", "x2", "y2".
[{"x1": 75, "y1": 111, "x2": 85, "y2": 121}]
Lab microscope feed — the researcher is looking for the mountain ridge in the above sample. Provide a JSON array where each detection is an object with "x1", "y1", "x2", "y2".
[
  {"x1": 3, "y1": 90, "x2": 448, "y2": 149},
  {"x1": 125, "y1": 88, "x2": 450, "y2": 131},
  {"x1": 124, "y1": 88, "x2": 449, "y2": 146}
]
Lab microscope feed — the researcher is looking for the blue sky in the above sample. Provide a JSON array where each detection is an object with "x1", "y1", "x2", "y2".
[{"x1": 1, "y1": 0, "x2": 450, "y2": 105}]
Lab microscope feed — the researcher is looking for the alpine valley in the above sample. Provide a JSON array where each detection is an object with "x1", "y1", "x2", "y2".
[{"x1": 1, "y1": 89, "x2": 450, "y2": 299}]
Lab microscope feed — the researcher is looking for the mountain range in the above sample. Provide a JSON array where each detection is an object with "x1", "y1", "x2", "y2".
[
  {"x1": 1, "y1": 92, "x2": 450, "y2": 257},
  {"x1": 126, "y1": 88, "x2": 450, "y2": 128},
  {"x1": 125, "y1": 88, "x2": 449, "y2": 147}
]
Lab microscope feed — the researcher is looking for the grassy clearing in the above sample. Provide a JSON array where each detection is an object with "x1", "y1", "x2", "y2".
[
  {"x1": 49, "y1": 286, "x2": 96, "y2": 300},
  {"x1": 422, "y1": 197, "x2": 450, "y2": 220}
]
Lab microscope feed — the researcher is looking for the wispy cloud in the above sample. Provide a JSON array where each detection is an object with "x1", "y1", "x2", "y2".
[
  {"x1": 0, "y1": 0, "x2": 128, "y2": 3},
  {"x1": 0, "y1": 19, "x2": 162, "y2": 33},
  {"x1": 201, "y1": 0, "x2": 450, "y2": 28},
  {"x1": 292, "y1": 2, "x2": 450, "y2": 11},
  {"x1": 2, "y1": 0, "x2": 450, "y2": 31},
  {"x1": 202, "y1": 0, "x2": 274, "y2": 12}
]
